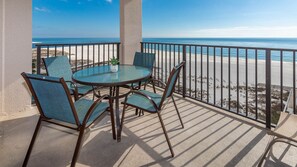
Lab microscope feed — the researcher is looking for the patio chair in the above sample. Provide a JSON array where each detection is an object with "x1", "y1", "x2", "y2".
[
  {"x1": 122, "y1": 52, "x2": 156, "y2": 90},
  {"x1": 43, "y1": 56, "x2": 95, "y2": 101},
  {"x1": 122, "y1": 52, "x2": 156, "y2": 115},
  {"x1": 21, "y1": 72, "x2": 115, "y2": 167},
  {"x1": 120, "y1": 61, "x2": 185, "y2": 157},
  {"x1": 258, "y1": 112, "x2": 297, "y2": 166}
]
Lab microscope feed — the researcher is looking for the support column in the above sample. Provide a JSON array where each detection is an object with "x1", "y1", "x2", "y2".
[
  {"x1": 120, "y1": 0, "x2": 142, "y2": 64},
  {"x1": 0, "y1": 0, "x2": 32, "y2": 116}
]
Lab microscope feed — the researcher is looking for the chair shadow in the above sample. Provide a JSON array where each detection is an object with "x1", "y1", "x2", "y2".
[{"x1": 77, "y1": 131, "x2": 132, "y2": 167}]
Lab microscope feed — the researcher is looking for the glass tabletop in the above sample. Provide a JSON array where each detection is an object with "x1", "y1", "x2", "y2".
[{"x1": 72, "y1": 64, "x2": 152, "y2": 86}]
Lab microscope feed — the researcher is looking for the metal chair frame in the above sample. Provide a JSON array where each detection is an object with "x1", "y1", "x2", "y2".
[
  {"x1": 42, "y1": 56, "x2": 96, "y2": 101},
  {"x1": 258, "y1": 112, "x2": 297, "y2": 166},
  {"x1": 21, "y1": 72, "x2": 115, "y2": 167},
  {"x1": 119, "y1": 61, "x2": 185, "y2": 157}
]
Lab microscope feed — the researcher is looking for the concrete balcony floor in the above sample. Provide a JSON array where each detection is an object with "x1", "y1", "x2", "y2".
[{"x1": 1, "y1": 87, "x2": 297, "y2": 167}]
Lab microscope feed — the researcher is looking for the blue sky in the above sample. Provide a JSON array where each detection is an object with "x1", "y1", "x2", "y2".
[{"x1": 33, "y1": 0, "x2": 297, "y2": 38}]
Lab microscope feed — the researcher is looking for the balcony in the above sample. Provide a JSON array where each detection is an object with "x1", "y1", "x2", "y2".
[
  {"x1": 1, "y1": 86, "x2": 297, "y2": 166},
  {"x1": 1, "y1": 41, "x2": 297, "y2": 166},
  {"x1": 1, "y1": 1, "x2": 297, "y2": 166}
]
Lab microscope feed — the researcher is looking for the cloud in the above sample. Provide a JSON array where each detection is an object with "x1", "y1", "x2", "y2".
[
  {"x1": 105, "y1": 0, "x2": 112, "y2": 3},
  {"x1": 34, "y1": 7, "x2": 50, "y2": 12},
  {"x1": 191, "y1": 26, "x2": 297, "y2": 38}
]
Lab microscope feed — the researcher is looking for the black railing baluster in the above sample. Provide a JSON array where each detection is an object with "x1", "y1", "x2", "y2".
[
  {"x1": 87, "y1": 45, "x2": 90, "y2": 67},
  {"x1": 108, "y1": 44, "x2": 110, "y2": 63},
  {"x1": 255, "y1": 49, "x2": 258, "y2": 120},
  {"x1": 246, "y1": 49, "x2": 248, "y2": 117},
  {"x1": 75, "y1": 45, "x2": 78, "y2": 71},
  {"x1": 228, "y1": 48, "x2": 231, "y2": 111},
  {"x1": 47, "y1": 46, "x2": 49, "y2": 58},
  {"x1": 55, "y1": 46, "x2": 57, "y2": 57},
  {"x1": 237, "y1": 48, "x2": 239, "y2": 113},
  {"x1": 117, "y1": 43, "x2": 120, "y2": 60},
  {"x1": 201, "y1": 46, "x2": 203, "y2": 101},
  {"x1": 266, "y1": 49, "x2": 271, "y2": 129},
  {"x1": 293, "y1": 51, "x2": 296, "y2": 114},
  {"x1": 93, "y1": 44, "x2": 95, "y2": 67},
  {"x1": 195, "y1": 46, "x2": 197, "y2": 99},
  {"x1": 103, "y1": 44, "x2": 105, "y2": 64},
  {"x1": 214, "y1": 47, "x2": 216, "y2": 105},
  {"x1": 189, "y1": 45, "x2": 192, "y2": 97},
  {"x1": 154, "y1": 43, "x2": 157, "y2": 78},
  {"x1": 178, "y1": 45, "x2": 181, "y2": 93},
  {"x1": 37, "y1": 46, "x2": 41, "y2": 74},
  {"x1": 81, "y1": 45, "x2": 84, "y2": 69},
  {"x1": 207, "y1": 46, "x2": 209, "y2": 102},
  {"x1": 69, "y1": 45, "x2": 71, "y2": 63},
  {"x1": 161, "y1": 44, "x2": 164, "y2": 85},
  {"x1": 62, "y1": 45, "x2": 64, "y2": 56},
  {"x1": 221, "y1": 48, "x2": 223, "y2": 107},
  {"x1": 183, "y1": 45, "x2": 187, "y2": 97},
  {"x1": 98, "y1": 44, "x2": 100, "y2": 65},
  {"x1": 165, "y1": 45, "x2": 168, "y2": 81},
  {"x1": 158, "y1": 44, "x2": 160, "y2": 82},
  {"x1": 280, "y1": 51, "x2": 283, "y2": 112}
]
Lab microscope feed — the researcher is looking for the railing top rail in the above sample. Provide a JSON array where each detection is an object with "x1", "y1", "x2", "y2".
[
  {"x1": 141, "y1": 41, "x2": 297, "y2": 52},
  {"x1": 35, "y1": 42, "x2": 121, "y2": 47}
]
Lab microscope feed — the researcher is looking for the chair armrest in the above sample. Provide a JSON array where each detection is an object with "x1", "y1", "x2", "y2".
[
  {"x1": 81, "y1": 94, "x2": 110, "y2": 126},
  {"x1": 149, "y1": 79, "x2": 166, "y2": 87},
  {"x1": 124, "y1": 90, "x2": 159, "y2": 111}
]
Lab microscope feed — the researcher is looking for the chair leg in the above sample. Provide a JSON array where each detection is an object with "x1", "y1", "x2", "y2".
[
  {"x1": 258, "y1": 137, "x2": 278, "y2": 167},
  {"x1": 92, "y1": 86, "x2": 95, "y2": 100},
  {"x1": 135, "y1": 109, "x2": 138, "y2": 115},
  {"x1": 152, "y1": 81, "x2": 156, "y2": 93},
  {"x1": 71, "y1": 127, "x2": 86, "y2": 167},
  {"x1": 23, "y1": 117, "x2": 42, "y2": 167},
  {"x1": 119, "y1": 104, "x2": 127, "y2": 141},
  {"x1": 172, "y1": 96, "x2": 184, "y2": 128},
  {"x1": 157, "y1": 112, "x2": 175, "y2": 157},
  {"x1": 138, "y1": 110, "x2": 144, "y2": 117}
]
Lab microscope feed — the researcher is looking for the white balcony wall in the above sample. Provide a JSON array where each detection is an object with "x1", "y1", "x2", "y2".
[
  {"x1": 120, "y1": 0, "x2": 142, "y2": 64},
  {"x1": 0, "y1": 0, "x2": 32, "y2": 116}
]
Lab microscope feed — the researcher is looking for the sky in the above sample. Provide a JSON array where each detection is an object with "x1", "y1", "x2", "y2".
[{"x1": 33, "y1": 0, "x2": 297, "y2": 38}]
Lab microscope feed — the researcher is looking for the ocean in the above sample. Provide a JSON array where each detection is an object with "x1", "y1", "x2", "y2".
[{"x1": 32, "y1": 38, "x2": 297, "y2": 62}]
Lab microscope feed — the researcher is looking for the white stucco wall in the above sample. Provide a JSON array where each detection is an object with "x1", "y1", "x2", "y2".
[
  {"x1": 120, "y1": 0, "x2": 142, "y2": 64},
  {"x1": 0, "y1": 0, "x2": 32, "y2": 116}
]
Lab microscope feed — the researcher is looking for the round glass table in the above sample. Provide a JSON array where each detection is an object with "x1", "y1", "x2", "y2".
[{"x1": 72, "y1": 64, "x2": 151, "y2": 141}]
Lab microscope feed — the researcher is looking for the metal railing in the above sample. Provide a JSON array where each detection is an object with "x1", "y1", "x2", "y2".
[
  {"x1": 34, "y1": 42, "x2": 120, "y2": 74},
  {"x1": 141, "y1": 42, "x2": 297, "y2": 128}
]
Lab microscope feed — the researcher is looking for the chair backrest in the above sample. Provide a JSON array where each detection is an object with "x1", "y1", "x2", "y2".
[
  {"x1": 133, "y1": 52, "x2": 156, "y2": 71},
  {"x1": 21, "y1": 73, "x2": 80, "y2": 126},
  {"x1": 160, "y1": 61, "x2": 185, "y2": 108},
  {"x1": 43, "y1": 56, "x2": 73, "y2": 81}
]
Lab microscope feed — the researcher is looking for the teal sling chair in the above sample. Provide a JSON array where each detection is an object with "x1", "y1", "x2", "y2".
[
  {"x1": 21, "y1": 73, "x2": 116, "y2": 167},
  {"x1": 122, "y1": 52, "x2": 156, "y2": 116},
  {"x1": 120, "y1": 61, "x2": 185, "y2": 157},
  {"x1": 43, "y1": 56, "x2": 96, "y2": 101}
]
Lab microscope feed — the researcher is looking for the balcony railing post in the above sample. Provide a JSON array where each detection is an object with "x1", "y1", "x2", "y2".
[
  {"x1": 182, "y1": 45, "x2": 187, "y2": 98},
  {"x1": 36, "y1": 45, "x2": 41, "y2": 75},
  {"x1": 265, "y1": 49, "x2": 271, "y2": 129},
  {"x1": 117, "y1": 43, "x2": 120, "y2": 60},
  {"x1": 141, "y1": 42, "x2": 143, "y2": 53}
]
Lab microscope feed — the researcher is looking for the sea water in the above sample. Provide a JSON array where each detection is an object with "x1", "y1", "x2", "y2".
[{"x1": 32, "y1": 37, "x2": 297, "y2": 62}]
